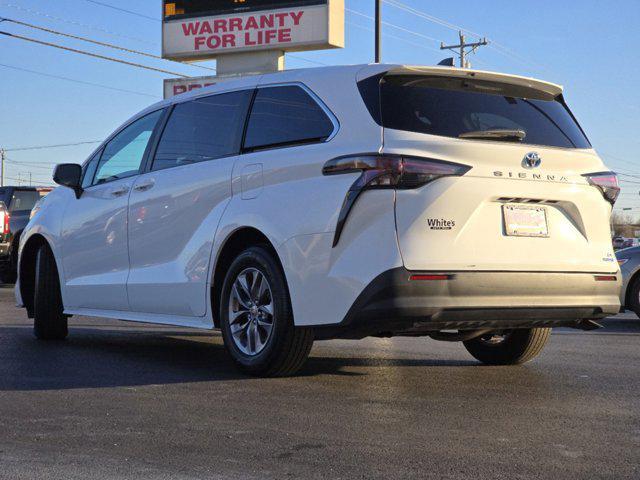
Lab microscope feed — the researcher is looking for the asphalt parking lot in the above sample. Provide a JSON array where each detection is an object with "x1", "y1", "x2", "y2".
[{"x1": 0, "y1": 284, "x2": 638, "y2": 480}]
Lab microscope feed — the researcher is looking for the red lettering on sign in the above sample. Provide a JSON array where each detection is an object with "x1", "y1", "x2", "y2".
[
  {"x1": 181, "y1": 10, "x2": 308, "y2": 51},
  {"x1": 265, "y1": 30, "x2": 277, "y2": 44},
  {"x1": 245, "y1": 32, "x2": 256, "y2": 46},
  {"x1": 199, "y1": 22, "x2": 212, "y2": 35},
  {"x1": 222, "y1": 34, "x2": 236, "y2": 48},
  {"x1": 194, "y1": 36, "x2": 206, "y2": 50},
  {"x1": 260, "y1": 14, "x2": 274, "y2": 29},
  {"x1": 245, "y1": 16, "x2": 259, "y2": 30},
  {"x1": 290, "y1": 11, "x2": 304, "y2": 26},
  {"x1": 278, "y1": 28, "x2": 292, "y2": 43},
  {"x1": 213, "y1": 19, "x2": 227, "y2": 33},
  {"x1": 182, "y1": 22, "x2": 200, "y2": 36},
  {"x1": 229, "y1": 17, "x2": 243, "y2": 31},
  {"x1": 275, "y1": 13, "x2": 288, "y2": 27}
]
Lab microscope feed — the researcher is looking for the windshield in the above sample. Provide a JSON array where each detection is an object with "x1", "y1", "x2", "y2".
[{"x1": 376, "y1": 75, "x2": 591, "y2": 149}]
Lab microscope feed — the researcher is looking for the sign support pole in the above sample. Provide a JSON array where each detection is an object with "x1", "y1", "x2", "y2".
[{"x1": 375, "y1": 0, "x2": 381, "y2": 62}]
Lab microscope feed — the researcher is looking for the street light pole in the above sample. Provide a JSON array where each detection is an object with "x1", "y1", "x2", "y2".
[
  {"x1": 375, "y1": 0, "x2": 382, "y2": 62},
  {"x1": 0, "y1": 149, "x2": 4, "y2": 187}
]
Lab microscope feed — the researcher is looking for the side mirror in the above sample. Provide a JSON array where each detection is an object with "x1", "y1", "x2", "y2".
[{"x1": 53, "y1": 163, "x2": 83, "y2": 199}]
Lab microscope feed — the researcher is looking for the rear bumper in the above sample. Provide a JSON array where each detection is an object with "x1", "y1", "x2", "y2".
[
  {"x1": 314, "y1": 268, "x2": 621, "y2": 339},
  {"x1": 0, "y1": 242, "x2": 11, "y2": 269}
]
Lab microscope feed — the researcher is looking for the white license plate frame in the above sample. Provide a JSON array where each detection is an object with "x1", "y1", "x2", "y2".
[{"x1": 503, "y1": 204, "x2": 549, "y2": 238}]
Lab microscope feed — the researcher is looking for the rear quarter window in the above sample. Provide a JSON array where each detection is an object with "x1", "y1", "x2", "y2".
[{"x1": 243, "y1": 85, "x2": 335, "y2": 151}]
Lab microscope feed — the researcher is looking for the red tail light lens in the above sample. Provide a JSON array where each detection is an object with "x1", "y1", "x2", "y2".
[
  {"x1": 584, "y1": 172, "x2": 619, "y2": 205},
  {"x1": 323, "y1": 155, "x2": 470, "y2": 190},
  {"x1": 0, "y1": 209, "x2": 8, "y2": 236},
  {"x1": 323, "y1": 155, "x2": 471, "y2": 246}
]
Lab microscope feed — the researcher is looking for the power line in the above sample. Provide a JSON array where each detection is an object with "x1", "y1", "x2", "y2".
[
  {"x1": 0, "y1": 2, "x2": 158, "y2": 46},
  {"x1": 346, "y1": 8, "x2": 442, "y2": 44},
  {"x1": 5, "y1": 141, "x2": 101, "y2": 153},
  {"x1": 78, "y1": 0, "x2": 159, "y2": 22},
  {"x1": 1, "y1": 174, "x2": 54, "y2": 185},
  {"x1": 0, "y1": 17, "x2": 216, "y2": 72},
  {"x1": 0, "y1": 62, "x2": 161, "y2": 98},
  {"x1": 347, "y1": 20, "x2": 442, "y2": 56},
  {"x1": 287, "y1": 54, "x2": 329, "y2": 66},
  {"x1": 440, "y1": 31, "x2": 489, "y2": 69},
  {"x1": 4, "y1": 158, "x2": 66, "y2": 165},
  {"x1": 384, "y1": 0, "x2": 545, "y2": 72},
  {"x1": 385, "y1": 0, "x2": 475, "y2": 35},
  {"x1": 5, "y1": 158, "x2": 57, "y2": 170},
  {"x1": 0, "y1": 30, "x2": 190, "y2": 77}
]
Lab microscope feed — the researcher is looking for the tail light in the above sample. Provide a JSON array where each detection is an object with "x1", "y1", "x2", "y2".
[
  {"x1": 584, "y1": 172, "x2": 619, "y2": 205},
  {"x1": 0, "y1": 209, "x2": 8, "y2": 236},
  {"x1": 323, "y1": 155, "x2": 471, "y2": 247}
]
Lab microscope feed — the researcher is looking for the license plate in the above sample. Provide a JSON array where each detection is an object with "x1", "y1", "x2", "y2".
[{"x1": 503, "y1": 205, "x2": 548, "y2": 237}]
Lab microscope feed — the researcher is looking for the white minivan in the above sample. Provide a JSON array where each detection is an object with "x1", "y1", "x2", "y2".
[{"x1": 17, "y1": 64, "x2": 621, "y2": 376}]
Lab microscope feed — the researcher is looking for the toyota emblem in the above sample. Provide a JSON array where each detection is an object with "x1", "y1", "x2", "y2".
[{"x1": 523, "y1": 152, "x2": 542, "y2": 169}]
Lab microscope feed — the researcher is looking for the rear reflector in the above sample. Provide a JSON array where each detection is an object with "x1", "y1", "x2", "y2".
[
  {"x1": 409, "y1": 274, "x2": 453, "y2": 281},
  {"x1": 594, "y1": 275, "x2": 617, "y2": 282}
]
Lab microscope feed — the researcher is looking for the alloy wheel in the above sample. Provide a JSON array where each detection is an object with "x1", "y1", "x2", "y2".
[{"x1": 228, "y1": 268, "x2": 275, "y2": 356}]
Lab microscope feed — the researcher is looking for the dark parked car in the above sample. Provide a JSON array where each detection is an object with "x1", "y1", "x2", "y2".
[
  {"x1": 613, "y1": 236, "x2": 626, "y2": 250},
  {"x1": 616, "y1": 246, "x2": 640, "y2": 317},
  {"x1": 0, "y1": 187, "x2": 51, "y2": 283}
]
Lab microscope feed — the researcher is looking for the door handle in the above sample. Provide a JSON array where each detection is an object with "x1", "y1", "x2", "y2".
[
  {"x1": 110, "y1": 186, "x2": 129, "y2": 197},
  {"x1": 133, "y1": 180, "x2": 155, "y2": 192}
]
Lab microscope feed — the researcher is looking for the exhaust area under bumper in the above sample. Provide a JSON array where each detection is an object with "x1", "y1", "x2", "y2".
[{"x1": 314, "y1": 268, "x2": 621, "y2": 339}]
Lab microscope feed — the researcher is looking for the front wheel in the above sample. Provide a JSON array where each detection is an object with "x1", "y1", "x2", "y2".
[
  {"x1": 219, "y1": 246, "x2": 313, "y2": 377},
  {"x1": 463, "y1": 328, "x2": 551, "y2": 365},
  {"x1": 33, "y1": 244, "x2": 68, "y2": 340}
]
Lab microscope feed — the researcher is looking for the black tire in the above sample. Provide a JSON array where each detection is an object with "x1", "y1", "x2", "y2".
[
  {"x1": 463, "y1": 328, "x2": 551, "y2": 365},
  {"x1": 627, "y1": 275, "x2": 640, "y2": 318},
  {"x1": 219, "y1": 245, "x2": 313, "y2": 377},
  {"x1": 33, "y1": 244, "x2": 68, "y2": 340},
  {"x1": 0, "y1": 269, "x2": 16, "y2": 284}
]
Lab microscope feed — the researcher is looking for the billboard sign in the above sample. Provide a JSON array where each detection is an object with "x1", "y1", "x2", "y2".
[
  {"x1": 162, "y1": 0, "x2": 344, "y2": 61},
  {"x1": 164, "y1": 75, "x2": 218, "y2": 98}
]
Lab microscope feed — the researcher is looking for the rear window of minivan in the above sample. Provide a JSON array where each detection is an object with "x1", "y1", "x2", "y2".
[{"x1": 360, "y1": 74, "x2": 591, "y2": 149}]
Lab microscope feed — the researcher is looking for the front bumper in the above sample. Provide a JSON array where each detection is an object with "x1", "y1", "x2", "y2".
[{"x1": 315, "y1": 268, "x2": 621, "y2": 339}]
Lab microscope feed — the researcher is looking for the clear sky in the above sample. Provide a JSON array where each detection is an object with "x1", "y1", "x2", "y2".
[{"x1": 1, "y1": 0, "x2": 639, "y2": 211}]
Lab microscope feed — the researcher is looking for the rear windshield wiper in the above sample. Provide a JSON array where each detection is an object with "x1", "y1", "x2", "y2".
[{"x1": 458, "y1": 129, "x2": 526, "y2": 142}]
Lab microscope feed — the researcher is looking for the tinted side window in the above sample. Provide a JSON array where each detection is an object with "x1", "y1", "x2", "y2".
[
  {"x1": 152, "y1": 90, "x2": 252, "y2": 171},
  {"x1": 244, "y1": 86, "x2": 335, "y2": 151},
  {"x1": 82, "y1": 150, "x2": 102, "y2": 188},
  {"x1": 94, "y1": 110, "x2": 163, "y2": 185}
]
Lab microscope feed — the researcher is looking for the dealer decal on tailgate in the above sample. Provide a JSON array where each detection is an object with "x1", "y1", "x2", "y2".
[{"x1": 427, "y1": 218, "x2": 456, "y2": 231}]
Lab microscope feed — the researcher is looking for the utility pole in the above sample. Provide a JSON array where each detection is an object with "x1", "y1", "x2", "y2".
[
  {"x1": 440, "y1": 31, "x2": 489, "y2": 68},
  {"x1": 375, "y1": 0, "x2": 382, "y2": 62},
  {"x1": 0, "y1": 149, "x2": 4, "y2": 187}
]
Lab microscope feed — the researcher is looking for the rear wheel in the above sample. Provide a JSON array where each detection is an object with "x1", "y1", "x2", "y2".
[
  {"x1": 220, "y1": 246, "x2": 313, "y2": 377},
  {"x1": 33, "y1": 244, "x2": 68, "y2": 340},
  {"x1": 463, "y1": 328, "x2": 550, "y2": 365}
]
